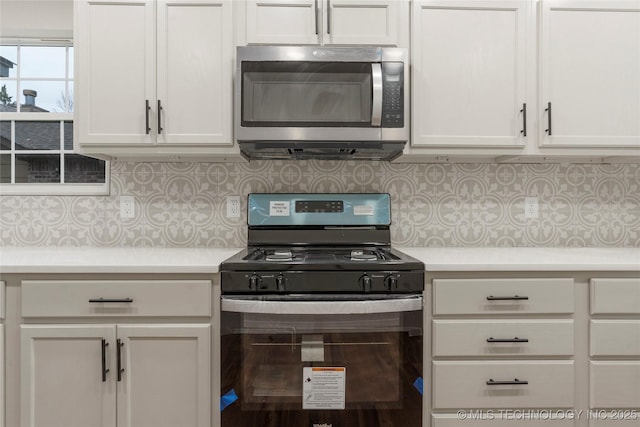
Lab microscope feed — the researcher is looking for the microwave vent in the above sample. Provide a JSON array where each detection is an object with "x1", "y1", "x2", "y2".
[{"x1": 239, "y1": 141, "x2": 405, "y2": 161}]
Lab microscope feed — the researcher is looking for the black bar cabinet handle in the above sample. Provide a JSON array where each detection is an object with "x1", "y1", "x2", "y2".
[
  {"x1": 487, "y1": 337, "x2": 529, "y2": 343},
  {"x1": 89, "y1": 298, "x2": 134, "y2": 303},
  {"x1": 117, "y1": 339, "x2": 124, "y2": 381},
  {"x1": 486, "y1": 295, "x2": 529, "y2": 301},
  {"x1": 520, "y1": 103, "x2": 527, "y2": 136},
  {"x1": 487, "y1": 378, "x2": 529, "y2": 386},
  {"x1": 314, "y1": 0, "x2": 318, "y2": 34},
  {"x1": 545, "y1": 102, "x2": 552, "y2": 135},
  {"x1": 101, "y1": 339, "x2": 109, "y2": 382},
  {"x1": 157, "y1": 99, "x2": 163, "y2": 134},
  {"x1": 145, "y1": 100, "x2": 151, "y2": 134},
  {"x1": 327, "y1": 0, "x2": 331, "y2": 34}
]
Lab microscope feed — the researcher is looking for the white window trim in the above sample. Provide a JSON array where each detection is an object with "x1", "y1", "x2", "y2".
[{"x1": 0, "y1": 42, "x2": 109, "y2": 196}]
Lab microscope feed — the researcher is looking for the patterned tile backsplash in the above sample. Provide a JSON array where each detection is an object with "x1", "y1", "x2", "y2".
[{"x1": 1, "y1": 161, "x2": 639, "y2": 247}]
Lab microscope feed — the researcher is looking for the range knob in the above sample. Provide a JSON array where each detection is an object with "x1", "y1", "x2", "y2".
[
  {"x1": 275, "y1": 274, "x2": 286, "y2": 292},
  {"x1": 248, "y1": 274, "x2": 261, "y2": 291},
  {"x1": 384, "y1": 274, "x2": 398, "y2": 290},
  {"x1": 360, "y1": 274, "x2": 372, "y2": 292}
]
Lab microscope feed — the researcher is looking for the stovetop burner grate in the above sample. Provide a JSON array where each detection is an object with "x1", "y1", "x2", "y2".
[{"x1": 251, "y1": 247, "x2": 389, "y2": 263}]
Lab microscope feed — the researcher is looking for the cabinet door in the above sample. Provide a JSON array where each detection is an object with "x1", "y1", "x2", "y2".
[
  {"x1": 20, "y1": 325, "x2": 117, "y2": 427},
  {"x1": 540, "y1": 0, "x2": 640, "y2": 148},
  {"x1": 246, "y1": 0, "x2": 320, "y2": 44},
  {"x1": 75, "y1": 0, "x2": 155, "y2": 146},
  {"x1": 156, "y1": 0, "x2": 233, "y2": 146},
  {"x1": 116, "y1": 324, "x2": 211, "y2": 427},
  {"x1": 412, "y1": 0, "x2": 531, "y2": 148},
  {"x1": 324, "y1": 0, "x2": 403, "y2": 46}
]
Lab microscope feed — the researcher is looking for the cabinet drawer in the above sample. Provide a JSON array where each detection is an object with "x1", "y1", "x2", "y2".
[
  {"x1": 433, "y1": 279, "x2": 574, "y2": 315},
  {"x1": 433, "y1": 361, "x2": 575, "y2": 409},
  {"x1": 433, "y1": 414, "x2": 574, "y2": 427},
  {"x1": 21, "y1": 280, "x2": 211, "y2": 317},
  {"x1": 590, "y1": 362, "x2": 640, "y2": 408},
  {"x1": 433, "y1": 320, "x2": 574, "y2": 357},
  {"x1": 591, "y1": 278, "x2": 640, "y2": 314},
  {"x1": 591, "y1": 320, "x2": 640, "y2": 356}
]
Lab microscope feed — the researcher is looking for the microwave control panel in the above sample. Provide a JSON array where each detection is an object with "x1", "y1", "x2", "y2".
[{"x1": 381, "y1": 62, "x2": 404, "y2": 128}]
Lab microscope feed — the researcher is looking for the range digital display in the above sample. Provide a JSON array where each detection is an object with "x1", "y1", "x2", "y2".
[{"x1": 295, "y1": 200, "x2": 344, "y2": 213}]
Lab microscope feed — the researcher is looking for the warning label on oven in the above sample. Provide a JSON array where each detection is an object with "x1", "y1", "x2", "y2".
[
  {"x1": 302, "y1": 367, "x2": 346, "y2": 410},
  {"x1": 353, "y1": 205, "x2": 374, "y2": 216},
  {"x1": 269, "y1": 201, "x2": 290, "y2": 216}
]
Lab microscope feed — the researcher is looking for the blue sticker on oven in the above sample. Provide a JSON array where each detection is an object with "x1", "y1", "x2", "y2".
[
  {"x1": 220, "y1": 388, "x2": 238, "y2": 411},
  {"x1": 413, "y1": 377, "x2": 424, "y2": 395}
]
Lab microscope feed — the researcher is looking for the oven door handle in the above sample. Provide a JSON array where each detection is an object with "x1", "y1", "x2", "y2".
[
  {"x1": 371, "y1": 63, "x2": 383, "y2": 127},
  {"x1": 221, "y1": 295, "x2": 422, "y2": 315}
]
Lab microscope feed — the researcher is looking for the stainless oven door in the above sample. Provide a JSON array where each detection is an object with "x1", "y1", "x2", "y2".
[{"x1": 220, "y1": 295, "x2": 423, "y2": 427}]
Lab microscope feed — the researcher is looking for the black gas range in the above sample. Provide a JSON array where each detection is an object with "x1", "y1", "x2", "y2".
[
  {"x1": 220, "y1": 193, "x2": 424, "y2": 294},
  {"x1": 219, "y1": 194, "x2": 425, "y2": 427}
]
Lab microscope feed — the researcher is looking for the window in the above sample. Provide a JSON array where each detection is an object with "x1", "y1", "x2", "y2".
[{"x1": 0, "y1": 43, "x2": 108, "y2": 195}]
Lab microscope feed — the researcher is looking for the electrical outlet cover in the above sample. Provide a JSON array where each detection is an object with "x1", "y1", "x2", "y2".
[{"x1": 227, "y1": 196, "x2": 241, "y2": 218}]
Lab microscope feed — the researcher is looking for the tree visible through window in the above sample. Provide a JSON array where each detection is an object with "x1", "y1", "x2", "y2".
[{"x1": 0, "y1": 43, "x2": 107, "y2": 193}]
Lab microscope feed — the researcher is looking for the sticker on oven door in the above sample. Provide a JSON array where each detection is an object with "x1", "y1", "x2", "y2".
[
  {"x1": 302, "y1": 367, "x2": 346, "y2": 410},
  {"x1": 270, "y1": 201, "x2": 290, "y2": 216},
  {"x1": 353, "y1": 205, "x2": 374, "y2": 216}
]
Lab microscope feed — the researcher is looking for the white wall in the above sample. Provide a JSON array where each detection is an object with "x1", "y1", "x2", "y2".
[{"x1": 0, "y1": 0, "x2": 72, "y2": 39}]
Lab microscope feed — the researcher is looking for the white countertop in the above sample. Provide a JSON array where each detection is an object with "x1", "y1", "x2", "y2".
[
  {"x1": 0, "y1": 247, "x2": 638, "y2": 274},
  {"x1": 0, "y1": 247, "x2": 242, "y2": 274},
  {"x1": 397, "y1": 247, "x2": 640, "y2": 271}
]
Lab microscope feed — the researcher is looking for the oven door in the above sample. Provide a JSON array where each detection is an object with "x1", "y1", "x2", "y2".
[{"x1": 220, "y1": 295, "x2": 423, "y2": 427}]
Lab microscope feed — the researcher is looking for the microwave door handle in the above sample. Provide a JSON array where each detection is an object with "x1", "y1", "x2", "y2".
[{"x1": 371, "y1": 63, "x2": 383, "y2": 127}]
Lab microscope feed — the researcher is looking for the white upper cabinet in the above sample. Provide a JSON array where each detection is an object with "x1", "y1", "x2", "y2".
[
  {"x1": 75, "y1": 0, "x2": 235, "y2": 159},
  {"x1": 156, "y1": 0, "x2": 233, "y2": 146},
  {"x1": 412, "y1": 0, "x2": 533, "y2": 149},
  {"x1": 76, "y1": 0, "x2": 155, "y2": 146},
  {"x1": 246, "y1": 0, "x2": 319, "y2": 44},
  {"x1": 539, "y1": 0, "x2": 640, "y2": 148},
  {"x1": 244, "y1": 0, "x2": 407, "y2": 46}
]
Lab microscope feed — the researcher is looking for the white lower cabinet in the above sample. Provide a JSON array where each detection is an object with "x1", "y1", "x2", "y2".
[
  {"x1": 20, "y1": 280, "x2": 212, "y2": 427},
  {"x1": 21, "y1": 325, "x2": 117, "y2": 427},
  {"x1": 431, "y1": 278, "x2": 577, "y2": 427},
  {"x1": 433, "y1": 361, "x2": 575, "y2": 409},
  {"x1": 433, "y1": 320, "x2": 574, "y2": 357},
  {"x1": 590, "y1": 362, "x2": 640, "y2": 409},
  {"x1": 21, "y1": 324, "x2": 210, "y2": 427},
  {"x1": 590, "y1": 278, "x2": 640, "y2": 419},
  {"x1": 116, "y1": 325, "x2": 210, "y2": 427}
]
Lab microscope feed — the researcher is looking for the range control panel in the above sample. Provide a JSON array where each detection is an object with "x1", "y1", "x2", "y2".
[
  {"x1": 221, "y1": 270, "x2": 424, "y2": 294},
  {"x1": 381, "y1": 62, "x2": 404, "y2": 128}
]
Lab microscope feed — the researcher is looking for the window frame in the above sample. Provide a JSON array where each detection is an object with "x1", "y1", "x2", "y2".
[{"x1": 0, "y1": 39, "x2": 109, "y2": 196}]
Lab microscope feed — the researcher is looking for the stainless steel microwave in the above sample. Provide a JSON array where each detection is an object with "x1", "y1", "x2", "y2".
[{"x1": 235, "y1": 46, "x2": 408, "y2": 161}]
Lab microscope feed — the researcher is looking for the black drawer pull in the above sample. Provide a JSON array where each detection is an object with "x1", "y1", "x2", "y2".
[
  {"x1": 487, "y1": 337, "x2": 529, "y2": 343},
  {"x1": 101, "y1": 339, "x2": 109, "y2": 382},
  {"x1": 545, "y1": 101, "x2": 552, "y2": 135},
  {"x1": 486, "y1": 295, "x2": 529, "y2": 301},
  {"x1": 117, "y1": 339, "x2": 125, "y2": 381},
  {"x1": 157, "y1": 99, "x2": 163, "y2": 134},
  {"x1": 89, "y1": 298, "x2": 134, "y2": 303},
  {"x1": 486, "y1": 378, "x2": 528, "y2": 386},
  {"x1": 145, "y1": 100, "x2": 151, "y2": 134},
  {"x1": 520, "y1": 103, "x2": 527, "y2": 136}
]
